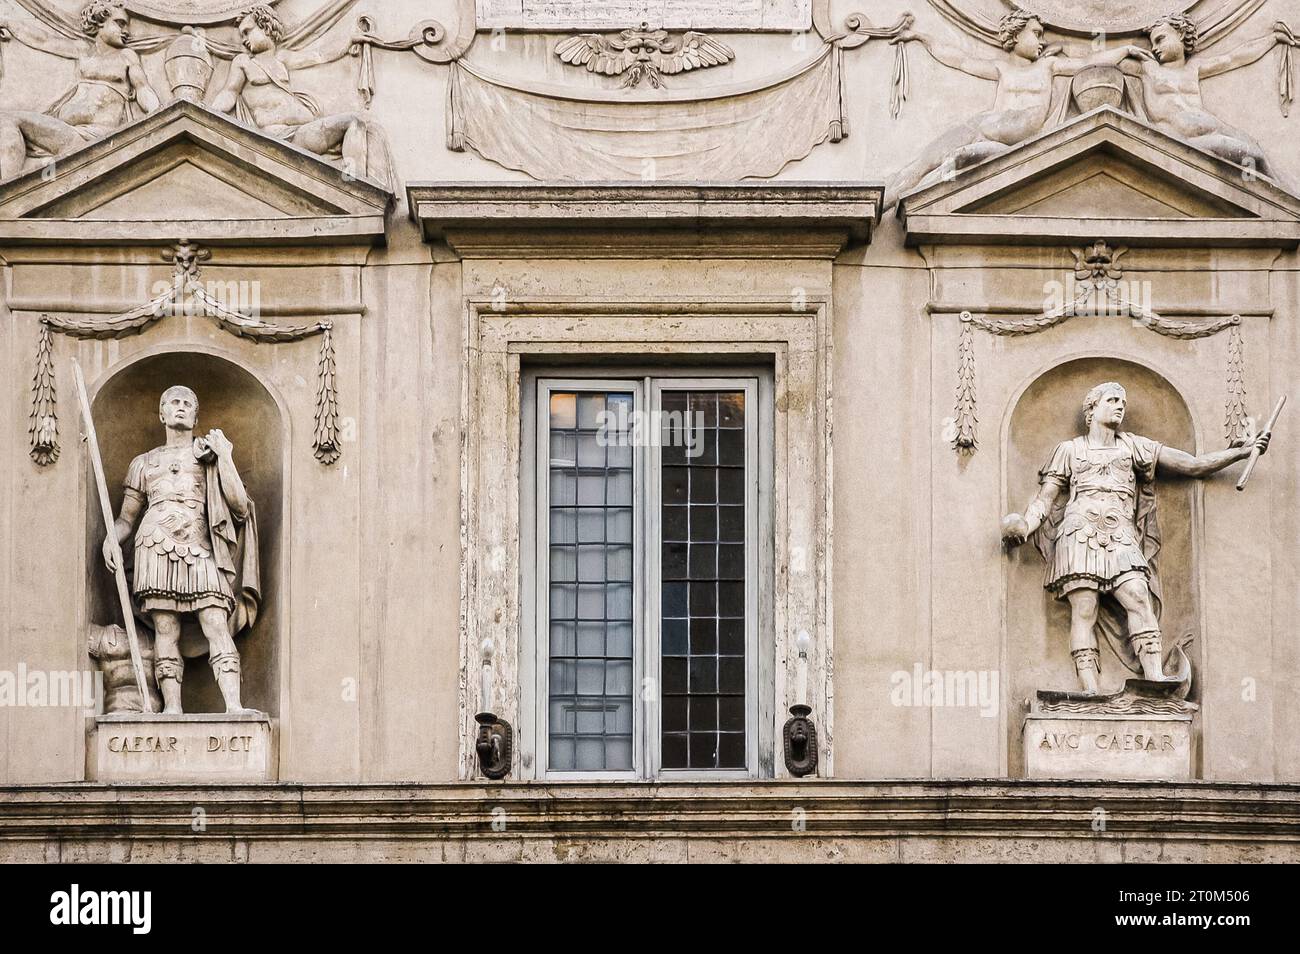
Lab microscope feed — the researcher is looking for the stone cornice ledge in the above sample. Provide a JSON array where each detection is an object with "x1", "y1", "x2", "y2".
[
  {"x1": 2, "y1": 780, "x2": 1298, "y2": 862},
  {"x1": 406, "y1": 182, "x2": 883, "y2": 260}
]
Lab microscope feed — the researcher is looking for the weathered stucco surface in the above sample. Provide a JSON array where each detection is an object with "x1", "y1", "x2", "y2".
[{"x1": 1, "y1": 0, "x2": 1298, "y2": 858}]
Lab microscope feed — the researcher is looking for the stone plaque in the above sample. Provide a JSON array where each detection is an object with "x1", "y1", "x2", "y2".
[
  {"x1": 1016, "y1": 1, "x2": 1197, "y2": 36},
  {"x1": 476, "y1": 0, "x2": 812, "y2": 32},
  {"x1": 124, "y1": 1, "x2": 283, "y2": 25},
  {"x1": 1024, "y1": 712, "x2": 1193, "y2": 780},
  {"x1": 88, "y1": 713, "x2": 275, "y2": 783}
]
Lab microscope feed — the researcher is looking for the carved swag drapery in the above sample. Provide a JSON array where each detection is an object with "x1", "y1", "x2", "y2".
[{"x1": 27, "y1": 243, "x2": 342, "y2": 467}]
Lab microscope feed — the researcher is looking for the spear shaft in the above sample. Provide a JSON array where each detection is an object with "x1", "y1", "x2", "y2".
[{"x1": 72, "y1": 359, "x2": 152, "y2": 712}]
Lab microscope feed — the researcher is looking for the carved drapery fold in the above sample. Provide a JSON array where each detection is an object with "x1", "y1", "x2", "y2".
[
  {"x1": 28, "y1": 246, "x2": 343, "y2": 467},
  {"x1": 1279, "y1": 21, "x2": 1297, "y2": 117},
  {"x1": 447, "y1": 13, "x2": 910, "y2": 180}
]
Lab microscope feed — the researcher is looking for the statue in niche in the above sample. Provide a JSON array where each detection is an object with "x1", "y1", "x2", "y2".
[
  {"x1": 1124, "y1": 14, "x2": 1300, "y2": 194},
  {"x1": 885, "y1": 8, "x2": 1149, "y2": 208},
  {"x1": 102, "y1": 386, "x2": 260, "y2": 714},
  {"x1": 212, "y1": 4, "x2": 393, "y2": 189},
  {"x1": 0, "y1": 2, "x2": 162, "y2": 180},
  {"x1": 1002, "y1": 382, "x2": 1268, "y2": 695}
]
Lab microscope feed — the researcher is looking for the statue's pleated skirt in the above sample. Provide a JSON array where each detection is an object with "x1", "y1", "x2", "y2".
[{"x1": 132, "y1": 543, "x2": 234, "y2": 615}]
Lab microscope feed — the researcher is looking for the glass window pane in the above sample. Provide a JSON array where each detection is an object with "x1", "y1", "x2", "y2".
[
  {"x1": 546, "y1": 389, "x2": 636, "y2": 773},
  {"x1": 660, "y1": 389, "x2": 748, "y2": 771}
]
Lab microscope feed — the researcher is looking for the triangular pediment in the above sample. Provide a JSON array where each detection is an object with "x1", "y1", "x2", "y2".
[
  {"x1": 900, "y1": 107, "x2": 1300, "y2": 247},
  {"x1": 0, "y1": 99, "x2": 391, "y2": 244}
]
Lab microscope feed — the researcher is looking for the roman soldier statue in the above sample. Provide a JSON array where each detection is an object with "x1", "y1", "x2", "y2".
[
  {"x1": 1002, "y1": 381, "x2": 1268, "y2": 694},
  {"x1": 103, "y1": 386, "x2": 259, "y2": 714}
]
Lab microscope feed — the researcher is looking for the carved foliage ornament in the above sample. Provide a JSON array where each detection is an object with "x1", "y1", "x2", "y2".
[
  {"x1": 29, "y1": 241, "x2": 343, "y2": 468},
  {"x1": 555, "y1": 23, "x2": 735, "y2": 89},
  {"x1": 945, "y1": 240, "x2": 1250, "y2": 453}
]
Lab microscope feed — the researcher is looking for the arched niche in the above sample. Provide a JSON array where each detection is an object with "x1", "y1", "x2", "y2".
[
  {"x1": 86, "y1": 349, "x2": 285, "y2": 717},
  {"x1": 1004, "y1": 357, "x2": 1199, "y2": 776}
]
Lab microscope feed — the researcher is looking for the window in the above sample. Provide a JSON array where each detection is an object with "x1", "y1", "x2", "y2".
[{"x1": 523, "y1": 371, "x2": 769, "y2": 778}]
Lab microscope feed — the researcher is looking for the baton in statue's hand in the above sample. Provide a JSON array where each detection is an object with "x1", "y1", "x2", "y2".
[{"x1": 1236, "y1": 395, "x2": 1286, "y2": 492}]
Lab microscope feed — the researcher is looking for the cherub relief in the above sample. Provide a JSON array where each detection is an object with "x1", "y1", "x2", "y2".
[
  {"x1": 885, "y1": 8, "x2": 1149, "y2": 209},
  {"x1": 0, "y1": 2, "x2": 161, "y2": 180},
  {"x1": 1124, "y1": 14, "x2": 1299, "y2": 193},
  {"x1": 212, "y1": 3, "x2": 393, "y2": 188}
]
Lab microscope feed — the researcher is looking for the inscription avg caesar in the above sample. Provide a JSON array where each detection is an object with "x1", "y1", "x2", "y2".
[
  {"x1": 102, "y1": 387, "x2": 260, "y2": 714},
  {"x1": 1002, "y1": 382, "x2": 1268, "y2": 694}
]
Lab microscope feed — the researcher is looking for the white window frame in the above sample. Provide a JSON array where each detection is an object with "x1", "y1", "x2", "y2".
[{"x1": 521, "y1": 368, "x2": 772, "y2": 780}]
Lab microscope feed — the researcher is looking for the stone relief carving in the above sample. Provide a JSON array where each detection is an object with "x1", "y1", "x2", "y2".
[
  {"x1": 124, "y1": 1, "x2": 282, "y2": 25},
  {"x1": 1001, "y1": 380, "x2": 1270, "y2": 696},
  {"x1": 1014, "y1": 1, "x2": 1198, "y2": 36},
  {"x1": 884, "y1": 9, "x2": 1150, "y2": 208},
  {"x1": 448, "y1": 12, "x2": 910, "y2": 180},
  {"x1": 478, "y1": 0, "x2": 813, "y2": 32},
  {"x1": 941, "y1": 241, "x2": 1252, "y2": 454},
  {"x1": 555, "y1": 22, "x2": 734, "y2": 89},
  {"x1": 1124, "y1": 14, "x2": 1299, "y2": 192},
  {"x1": 29, "y1": 240, "x2": 343, "y2": 467},
  {"x1": 0, "y1": 2, "x2": 163, "y2": 180},
  {"x1": 889, "y1": 2, "x2": 1300, "y2": 208},
  {"x1": 211, "y1": 4, "x2": 393, "y2": 189},
  {"x1": 88, "y1": 621, "x2": 162, "y2": 713},
  {"x1": 100, "y1": 383, "x2": 261, "y2": 714},
  {"x1": 0, "y1": 0, "x2": 459, "y2": 187}
]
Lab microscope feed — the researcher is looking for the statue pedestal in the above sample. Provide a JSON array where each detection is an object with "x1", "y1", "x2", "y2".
[
  {"x1": 88, "y1": 712, "x2": 276, "y2": 783},
  {"x1": 1022, "y1": 680, "x2": 1197, "y2": 781}
]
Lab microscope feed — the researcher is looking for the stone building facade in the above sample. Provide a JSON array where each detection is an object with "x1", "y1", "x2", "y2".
[{"x1": 0, "y1": 0, "x2": 1298, "y2": 861}]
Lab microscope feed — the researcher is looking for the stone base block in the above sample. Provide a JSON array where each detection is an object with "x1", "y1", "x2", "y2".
[
  {"x1": 1023, "y1": 712, "x2": 1193, "y2": 781},
  {"x1": 88, "y1": 713, "x2": 276, "y2": 783}
]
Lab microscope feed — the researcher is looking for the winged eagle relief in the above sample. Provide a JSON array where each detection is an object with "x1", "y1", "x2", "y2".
[{"x1": 555, "y1": 22, "x2": 735, "y2": 88}]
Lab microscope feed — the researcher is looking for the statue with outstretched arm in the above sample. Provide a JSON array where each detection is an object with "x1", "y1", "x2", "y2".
[
  {"x1": 211, "y1": 3, "x2": 393, "y2": 188},
  {"x1": 1002, "y1": 382, "x2": 1267, "y2": 694},
  {"x1": 885, "y1": 9, "x2": 1150, "y2": 209},
  {"x1": 1123, "y1": 14, "x2": 1300, "y2": 194}
]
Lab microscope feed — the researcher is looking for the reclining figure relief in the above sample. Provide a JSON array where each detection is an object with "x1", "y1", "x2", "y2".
[{"x1": 0, "y1": 2, "x2": 161, "y2": 180}]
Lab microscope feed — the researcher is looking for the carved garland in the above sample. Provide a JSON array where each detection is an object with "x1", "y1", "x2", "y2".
[
  {"x1": 945, "y1": 241, "x2": 1251, "y2": 453},
  {"x1": 28, "y1": 241, "x2": 342, "y2": 467}
]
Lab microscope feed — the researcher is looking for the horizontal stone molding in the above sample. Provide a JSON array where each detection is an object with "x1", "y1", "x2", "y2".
[
  {"x1": 2, "y1": 781, "x2": 1298, "y2": 862},
  {"x1": 407, "y1": 182, "x2": 883, "y2": 257}
]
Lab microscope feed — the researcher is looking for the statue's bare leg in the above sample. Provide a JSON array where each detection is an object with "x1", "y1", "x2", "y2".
[
  {"x1": 1113, "y1": 578, "x2": 1164, "y2": 680},
  {"x1": 291, "y1": 113, "x2": 363, "y2": 161},
  {"x1": 884, "y1": 121, "x2": 986, "y2": 210},
  {"x1": 150, "y1": 610, "x2": 185, "y2": 714},
  {"x1": 1065, "y1": 589, "x2": 1101, "y2": 694},
  {"x1": 950, "y1": 140, "x2": 1010, "y2": 168},
  {"x1": 0, "y1": 112, "x2": 84, "y2": 179},
  {"x1": 1189, "y1": 130, "x2": 1300, "y2": 195},
  {"x1": 197, "y1": 606, "x2": 252, "y2": 713}
]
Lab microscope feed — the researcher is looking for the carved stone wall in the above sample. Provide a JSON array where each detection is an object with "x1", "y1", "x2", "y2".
[{"x1": 0, "y1": 0, "x2": 1297, "y2": 808}]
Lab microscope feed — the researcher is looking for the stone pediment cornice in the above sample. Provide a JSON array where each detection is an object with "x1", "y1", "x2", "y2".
[
  {"x1": 899, "y1": 107, "x2": 1300, "y2": 248},
  {"x1": 406, "y1": 182, "x2": 883, "y2": 259},
  {"x1": 0, "y1": 99, "x2": 392, "y2": 246}
]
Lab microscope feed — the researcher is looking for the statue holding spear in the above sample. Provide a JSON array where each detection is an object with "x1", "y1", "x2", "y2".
[{"x1": 80, "y1": 365, "x2": 261, "y2": 715}]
